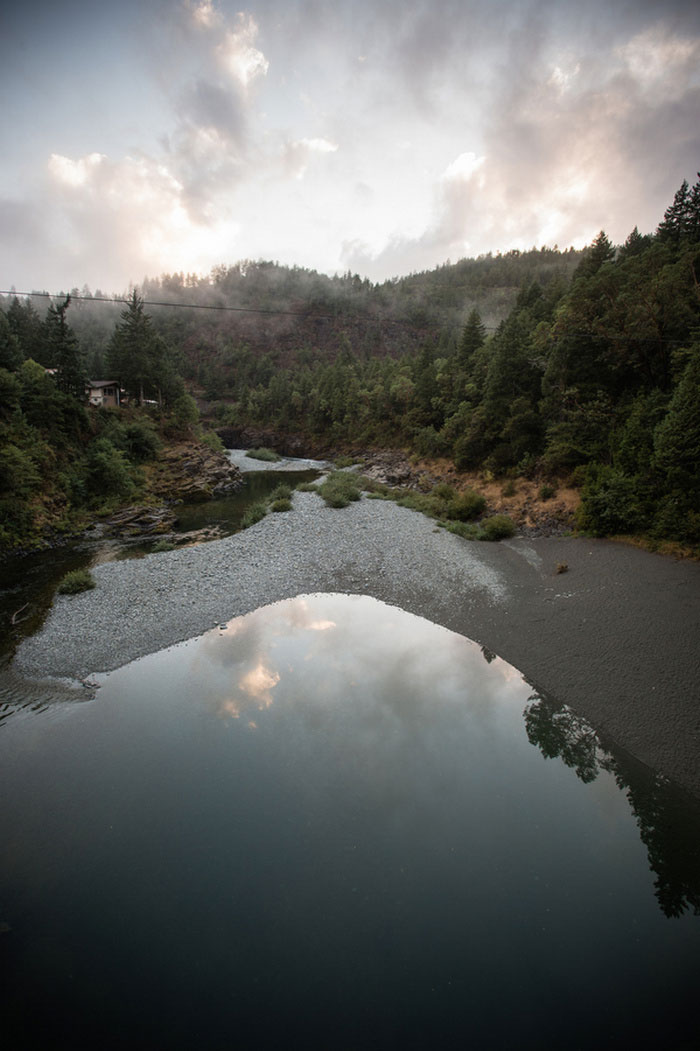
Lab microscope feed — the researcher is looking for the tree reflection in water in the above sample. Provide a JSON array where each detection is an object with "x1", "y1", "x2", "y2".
[{"x1": 523, "y1": 689, "x2": 700, "y2": 918}]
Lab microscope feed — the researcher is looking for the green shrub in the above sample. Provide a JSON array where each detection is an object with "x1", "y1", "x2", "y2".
[
  {"x1": 446, "y1": 521, "x2": 479, "y2": 540},
  {"x1": 396, "y1": 490, "x2": 435, "y2": 514},
  {"x1": 269, "y1": 483, "x2": 292, "y2": 501},
  {"x1": 296, "y1": 482, "x2": 318, "y2": 492},
  {"x1": 246, "y1": 447, "x2": 281, "y2": 462},
  {"x1": 152, "y1": 539, "x2": 176, "y2": 552},
  {"x1": 413, "y1": 425, "x2": 450, "y2": 458},
  {"x1": 479, "y1": 514, "x2": 516, "y2": 541},
  {"x1": 57, "y1": 568, "x2": 96, "y2": 595},
  {"x1": 317, "y1": 471, "x2": 362, "y2": 508},
  {"x1": 0, "y1": 498, "x2": 37, "y2": 550},
  {"x1": 432, "y1": 482, "x2": 456, "y2": 501},
  {"x1": 539, "y1": 484, "x2": 556, "y2": 501},
  {"x1": 501, "y1": 480, "x2": 517, "y2": 497},
  {"x1": 448, "y1": 489, "x2": 486, "y2": 522},
  {"x1": 334, "y1": 455, "x2": 357, "y2": 468},
  {"x1": 200, "y1": 431, "x2": 225, "y2": 454},
  {"x1": 270, "y1": 498, "x2": 292, "y2": 512},
  {"x1": 240, "y1": 502, "x2": 267, "y2": 528},
  {"x1": 359, "y1": 477, "x2": 389, "y2": 496},
  {"x1": 84, "y1": 438, "x2": 136, "y2": 503},
  {"x1": 577, "y1": 465, "x2": 648, "y2": 536},
  {"x1": 0, "y1": 443, "x2": 41, "y2": 497}
]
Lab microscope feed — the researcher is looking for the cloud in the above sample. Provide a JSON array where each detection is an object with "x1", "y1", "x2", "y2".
[
  {"x1": 43, "y1": 149, "x2": 240, "y2": 290},
  {"x1": 3, "y1": 0, "x2": 700, "y2": 290},
  {"x1": 216, "y1": 13, "x2": 269, "y2": 88},
  {"x1": 340, "y1": 7, "x2": 700, "y2": 279},
  {"x1": 282, "y1": 136, "x2": 339, "y2": 179}
]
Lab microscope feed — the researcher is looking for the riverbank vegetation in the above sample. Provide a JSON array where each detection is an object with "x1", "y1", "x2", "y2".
[{"x1": 2, "y1": 173, "x2": 699, "y2": 554}]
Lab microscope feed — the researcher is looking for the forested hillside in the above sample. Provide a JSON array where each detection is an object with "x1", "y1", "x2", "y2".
[{"x1": 2, "y1": 175, "x2": 699, "y2": 553}]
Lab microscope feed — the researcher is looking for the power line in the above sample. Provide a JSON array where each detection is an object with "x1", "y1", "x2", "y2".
[
  {"x1": 0, "y1": 289, "x2": 426, "y2": 328},
  {"x1": 0, "y1": 289, "x2": 690, "y2": 344}
]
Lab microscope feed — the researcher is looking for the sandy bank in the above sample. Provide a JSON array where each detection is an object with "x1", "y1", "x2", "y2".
[{"x1": 13, "y1": 491, "x2": 700, "y2": 797}]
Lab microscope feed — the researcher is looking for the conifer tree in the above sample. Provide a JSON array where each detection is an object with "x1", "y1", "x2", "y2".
[
  {"x1": 108, "y1": 291, "x2": 155, "y2": 405},
  {"x1": 656, "y1": 175, "x2": 700, "y2": 245},
  {"x1": 458, "y1": 308, "x2": 486, "y2": 368},
  {"x1": 44, "y1": 295, "x2": 85, "y2": 399}
]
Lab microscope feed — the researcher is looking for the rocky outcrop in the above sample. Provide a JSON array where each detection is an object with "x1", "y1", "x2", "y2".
[
  {"x1": 149, "y1": 442, "x2": 244, "y2": 503},
  {"x1": 99, "y1": 505, "x2": 177, "y2": 537},
  {"x1": 360, "y1": 451, "x2": 439, "y2": 490},
  {"x1": 216, "y1": 427, "x2": 320, "y2": 458}
]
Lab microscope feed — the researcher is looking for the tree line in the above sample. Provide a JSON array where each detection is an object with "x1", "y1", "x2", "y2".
[{"x1": 1, "y1": 174, "x2": 699, "y2": 552}]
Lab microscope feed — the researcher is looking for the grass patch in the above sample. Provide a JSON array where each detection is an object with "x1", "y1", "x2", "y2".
[
  {"x1": 57, "y1": 568, "x2": 96, "y2": 595},
  {"x1": 334, "y1": 455, "x2": 360, "y2": 469},
  {"x1": 539, "y1": 484, "x2": 557, "y2": 501},
  {"x1": 270, "y1": 498, "x2": 292, "y2": 512},
  {"x1": 245, "y1": 447, "x2": 281, "y2": 462},
  {"x1": 296, "y1": 482, "x2": 318, "y2": 492},
  {"x1": 240, "y1": 502, "x2": 268, "y2": 528},
  {"x1": 446, "y1": 521, "x2": 480, "y2": 540},
  {"x1": 269, "y1": 483, "x2": 293, "y2": 501},
  {"x1": 317, "y1": 471, "x2": 363, "y2": 508},
  {"x1": 377, "y1": 482, "x2": 485, "y2": 525}
]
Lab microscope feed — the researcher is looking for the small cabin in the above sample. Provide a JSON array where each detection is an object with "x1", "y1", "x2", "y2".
[{"x1": 87, "y1": 380, "x2": 121, "y2": 408}]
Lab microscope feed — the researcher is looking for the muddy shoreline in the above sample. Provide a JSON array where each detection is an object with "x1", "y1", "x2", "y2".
[{"x1": 12, "y1": 490, "x2": 700, "y2": 798}]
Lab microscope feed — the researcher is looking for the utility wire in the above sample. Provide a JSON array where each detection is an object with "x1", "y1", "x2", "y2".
[
  {"x1": 0, "y1": 289, "x2": 689, "y2": 344},
  {"x1": 0, "y1": 289, "x2": 431, "y2": 328}
]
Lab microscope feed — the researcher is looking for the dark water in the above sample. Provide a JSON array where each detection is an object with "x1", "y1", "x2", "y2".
[
  {"x1": 172, "y1": 469, "x2": 318, "y2": 534},
  {"x1": 1, "y1": 594, "x2": 699, "y2": 1050},
  {"x1": 0, "y1": 469, "x2": 317, "y2": 667}
]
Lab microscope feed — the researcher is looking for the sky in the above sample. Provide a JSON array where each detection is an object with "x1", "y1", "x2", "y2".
[{"x1": 1, "y1": 0, "x2": 699, "y2": 293}]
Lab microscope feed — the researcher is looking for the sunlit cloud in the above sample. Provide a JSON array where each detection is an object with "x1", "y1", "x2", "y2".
[
  {"x1": 48, "y1": 152, "x2": 106, "y2": 188},
  {"x1": 45, "y1": 149, "x2": 241, "y2": 289},
  {"x1": 616, "y1": 25, "x2": 700, "y2": 92},
  {"x1": 441, "y1": 152, "x2": 485, "y2": 184},
  {"x1": 217, "y1": 14, "x2": 269, "y2": 89},
  {"x1": 239, "y1": 661, "x2": 280, "y2": 708}
]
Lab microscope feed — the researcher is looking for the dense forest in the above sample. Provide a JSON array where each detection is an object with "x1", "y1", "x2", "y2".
[{"x1": 1, "y1": 174, "x2": 699, "y2": 553}]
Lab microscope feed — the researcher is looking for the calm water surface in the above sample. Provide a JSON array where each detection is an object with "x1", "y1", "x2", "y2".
[
  {"x1": 1, "y1": 594, "x2": 699, "y2": 1050},
  {"x1": 0, "y1": 465, "x2": 318, "y2": 667}
]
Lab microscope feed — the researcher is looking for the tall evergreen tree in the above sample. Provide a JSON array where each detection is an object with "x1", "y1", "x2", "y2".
[
  {"x1": 0, "y1": 311, "x2": 22, "y2": 371},
  {"x1": 44, "y1": 296, "x2": 85, "y2": 399},
  {"x1": 572, "y1": 230, "x2": 615, "y2": 281},
  {"x1": 458, "y1": 308, "x2": 486, "y2": 367},
  {"x1": 657, "y1": 175, "x2": 700, "y2": 246},
  {"x1": 108, "y1": 291, "x2": 155, "y2": 405},
  {"x1": 7, "y1": 297, "x2": 45, "y2": 364}
]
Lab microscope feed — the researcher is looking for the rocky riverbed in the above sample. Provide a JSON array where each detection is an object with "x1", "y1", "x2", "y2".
[{"x1": 12, "y1": 486, "x2": 700, "y2": 799}]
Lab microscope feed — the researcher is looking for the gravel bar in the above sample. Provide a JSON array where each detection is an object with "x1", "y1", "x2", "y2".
[{"x1": 14, "y1": 490, "x2": 700, "y2": 797}]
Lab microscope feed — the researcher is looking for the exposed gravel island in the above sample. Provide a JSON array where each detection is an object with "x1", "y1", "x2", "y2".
[{"x1": 13, "y1": 489, "x2": 700, "y2": 798}]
